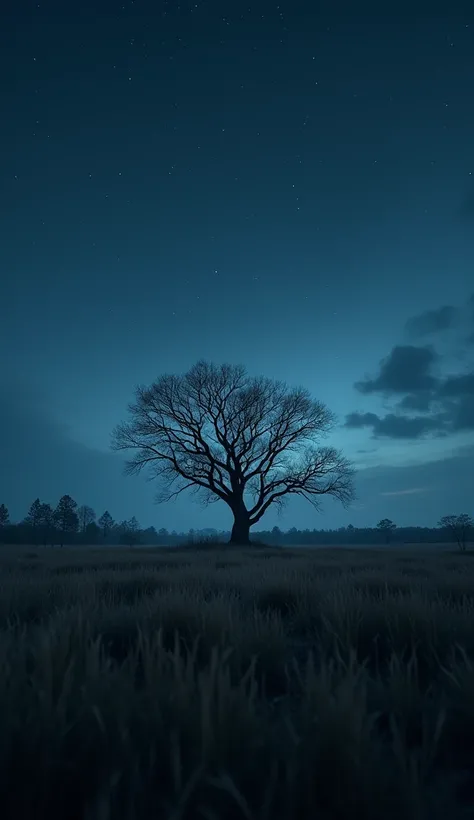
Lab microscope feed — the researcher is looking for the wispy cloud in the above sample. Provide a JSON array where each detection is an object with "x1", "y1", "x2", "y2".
[{"x1": 379, "y1": 487, "x2": 429, "y2": 497}]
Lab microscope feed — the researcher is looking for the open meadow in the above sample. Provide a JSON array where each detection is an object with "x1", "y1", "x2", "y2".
[{"x1": 1, "y1": 542, "x2": 474, "y2": 819}]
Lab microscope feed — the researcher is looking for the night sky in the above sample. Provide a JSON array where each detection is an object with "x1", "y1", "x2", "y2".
[{"x1": 2, "y1": 1, "x2": 473, "y2": 532}]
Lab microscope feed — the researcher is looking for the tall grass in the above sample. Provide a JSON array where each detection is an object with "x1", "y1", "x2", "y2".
[{"x1": 1, "y1": 543, "x2": 474, "y2": 819}]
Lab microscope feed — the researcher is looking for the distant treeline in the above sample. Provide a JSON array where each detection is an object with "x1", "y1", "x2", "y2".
[{"x1": 0, "y1": 496, "x2": 471, "y2": 549}]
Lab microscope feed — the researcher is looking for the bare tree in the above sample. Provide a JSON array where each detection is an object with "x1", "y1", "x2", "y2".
[
  {"x1": 438, "y1": 514, "x2": 473, "y2": 552},
  {"x1": 111, "y1": 361, "x2": 355, "y2": 545},
  {"x1": 77, "y1": 504, "x2": 96, "y2": 533}
]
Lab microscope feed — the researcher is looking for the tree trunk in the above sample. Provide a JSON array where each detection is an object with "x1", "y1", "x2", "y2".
[{"x1": 229, "y1": 508, "x2": 251, "y2": 545}]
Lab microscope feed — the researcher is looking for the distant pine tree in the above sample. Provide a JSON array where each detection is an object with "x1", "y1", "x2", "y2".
[
  {"x1": 0, "y1": 503, "x2": 9, "y2": 527},
  {"x1": 54, "y1": 495, "x2": 79, "y2": 547},
  {"x1": 98, "y1": 510, "x2": 115, "y2": 541}
]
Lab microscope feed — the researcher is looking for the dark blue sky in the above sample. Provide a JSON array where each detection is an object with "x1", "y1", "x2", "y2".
[{"x1": 2, "y1": 1, "x2": 473, "y2": 531}]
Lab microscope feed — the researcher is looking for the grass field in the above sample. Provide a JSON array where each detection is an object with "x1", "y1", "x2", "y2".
[{"x1": 1, "y1": 542, "x2": 474, "y2": 819}]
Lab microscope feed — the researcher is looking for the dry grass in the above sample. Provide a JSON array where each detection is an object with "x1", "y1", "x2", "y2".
[{"x1": 1, "y1": 542, "x2": 474, "y2": 819}]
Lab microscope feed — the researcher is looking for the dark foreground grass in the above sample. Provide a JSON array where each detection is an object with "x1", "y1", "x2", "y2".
[{"x1": 1, "y1": 543, "x2": 474, "y2": 819}]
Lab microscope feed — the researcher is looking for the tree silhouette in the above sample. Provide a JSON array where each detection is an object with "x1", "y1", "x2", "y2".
[
  {"x1": 98, "y1": 510, "x2": 114, "y2": 541},
  {"x1": 112, "y1": 360, "x2": 355, "y2": 545},
  {"x1": 376, "y1": 518, "x2": 397, "y2": 544},
  {"x1": 25, "y1": 498, "x2": 42, "y2": 526},
  {"x1": 38, "y1": 503, "x2": 55, "y2": 546},
  {"x1": 24, "y1": 498, "x2": 44, "y2": 544},
  {"x1": 120, "y1": 516, "x2": 141, "y2": 547},
  {"x1": 0, "y1": 504, "x2": 9, "y2": 527},
  {"x1": 438, "y1": 514, "x2": 473, "y2": 552},
  {"x1": 77, "y1": 505, "x2": 96, "y2": 533},
  {"x1": 84, "y1": 521, "x2": 101, "y2": 544},
  {"x1": 54, "y1": 495, "x2": 79, "y2": 546}
]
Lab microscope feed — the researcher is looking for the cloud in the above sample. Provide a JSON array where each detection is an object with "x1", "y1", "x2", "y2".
[
  {"x1": 436, "y1": 372, "x2": 474, "y2": 433},
  {"x1": 345, "y1": 410, "x2": 447, "y2": 439},
  {"x1": 405, "y1": 305, "x2": 459, "y2": 338},
  {"x1": 397, "y1": 392, "x2": 434, "y2": 412},
  {"x1": 346, "y1": 385, "x2": 474, "y2": 439},
  {"x1": 346, "y1": 367, "x2": 474, "y2": 439},
  {"x1": 346, "y1": 412, "x2": 379, "y2": 428},
  {"x1": 346, "y1": 304, "x2": 474, "y2": 439},
  {"x1": 355, "y1": 345, "x2": 439, "y2": 395},
  {"x1": 379, "y1": 487, "x2": 429, "y2": 497},
  {"x1": 438, "y1": 372, "x2": 474, "y2": 397},
  {"x1": 451, "y1": 394, "x2": 474, "y2": 431}
]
